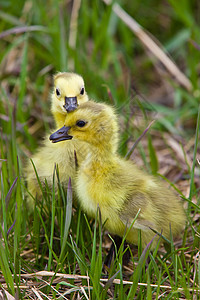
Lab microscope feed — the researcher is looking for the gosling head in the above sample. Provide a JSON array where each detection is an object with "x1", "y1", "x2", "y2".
[
  {"x1": 50, "y1": 101, "x2": 119, "y2": 153},
  {"x1": 51, "y1": 72, "x2": 88, "y2": 115}
]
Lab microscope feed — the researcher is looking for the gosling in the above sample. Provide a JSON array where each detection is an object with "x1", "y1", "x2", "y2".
[
  {"x1": 25, "y1": 72, "x2": 89, "y2": 209},
  {"x1": 51, "y1": 72, "x2": 88, "y2": 127},
  {"x1": 50, "y1": 101, "x2": 186, "y2": 248}
]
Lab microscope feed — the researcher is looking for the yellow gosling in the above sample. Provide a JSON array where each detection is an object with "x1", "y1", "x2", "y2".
[
  {"x1": 50, "y1": 101, "x2": 186, "y2": 248},
  {"x1": 25, "y1": 72, "x2": 89, "y2": 209},
  {"x1": 52, "y1": 72, "x2": 88, "y2": 127}
]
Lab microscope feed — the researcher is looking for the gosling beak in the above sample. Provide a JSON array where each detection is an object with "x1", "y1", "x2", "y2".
[
  {"x1": 63, "y1": 96, "x2": 78, "y2": 112},
  {"x1": 49, "y1": 126, "x2": 73, "y2": 143}
]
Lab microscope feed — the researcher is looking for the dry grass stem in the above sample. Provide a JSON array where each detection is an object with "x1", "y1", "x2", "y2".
[{"x1": 103, "y1": 1, "x2": 192, "y2": 91}]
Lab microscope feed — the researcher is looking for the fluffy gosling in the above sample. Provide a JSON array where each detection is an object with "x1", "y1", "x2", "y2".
[
  {"x1": 50, "y1": 101, "x2": 186, "y2": 248},
  {"x1": 25, "y1": 72, "x2": 89, "y2": 209},
  {"x1": 51, "y1": 72, "x2": 88, "y2": 127}
]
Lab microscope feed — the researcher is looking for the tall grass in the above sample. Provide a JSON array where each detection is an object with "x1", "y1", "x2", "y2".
[{"x1": 0, "y1": 0, "x2": 200, "y2": 298}]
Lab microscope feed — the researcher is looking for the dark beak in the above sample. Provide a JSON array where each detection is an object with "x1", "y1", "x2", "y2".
[
  {"x1": 63, "y1": 96, "x2": 78, "y2": 112},
  {"x1": 49, "y1": 126, "x2": 73, "y2": 143}
]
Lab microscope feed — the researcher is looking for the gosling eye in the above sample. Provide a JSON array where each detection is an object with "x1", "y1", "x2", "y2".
[
  {"x1": 76, "y1": 120, "x2": 86, "y2": 127},
  {"x1": 55, "y1": 87, "x2": 61, "y2": 97},
  {"x1": 80, "y1": 87, "x2": 84, "y2": 95}
]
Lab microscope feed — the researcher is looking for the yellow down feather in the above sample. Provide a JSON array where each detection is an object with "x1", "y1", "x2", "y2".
[
  {"x1": 50, "y1": 101, "x2": 186, "y2": 248},
  {"x1": 25, "y1": 72, "x2": 89, "y2": 209}
]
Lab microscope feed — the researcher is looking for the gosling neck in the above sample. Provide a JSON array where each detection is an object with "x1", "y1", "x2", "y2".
[
  {"x1": 85, "y1": 142, "x2": 116, "y2": 168},
  {"x1": 90, "y1": 130, "x2": 119, "y2": 155},
  {"x1": 92, "y1": 140, "x2": 116, "y2": 156}
]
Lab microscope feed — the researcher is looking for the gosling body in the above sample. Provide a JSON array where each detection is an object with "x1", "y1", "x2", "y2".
[
  {"x1": 50, "y1": 101, "x2": 185, "y2": 247},
  {"x1": 25, "y1": 72, "x2": 89, "y2": 208}
]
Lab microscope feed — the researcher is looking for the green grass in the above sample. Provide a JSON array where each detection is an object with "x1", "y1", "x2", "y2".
[{"x1": 0, "y1": 0, "x2": 200, "y2": 298}]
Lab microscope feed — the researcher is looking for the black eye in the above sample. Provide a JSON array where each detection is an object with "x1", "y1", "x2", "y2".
[
  {"x1": 80, "y1": 87, "x2": 84, "y2": 95},
  {"x1": 76, "y1": 120, "x2": 86, "y2": 127},
  {"x1": 56, "y1": 88, "x2": 61, "y2": 97}
]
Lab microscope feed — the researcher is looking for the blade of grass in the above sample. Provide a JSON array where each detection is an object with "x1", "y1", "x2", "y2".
[
  {"x1": 0, "y1": 25, "x2": 47, "y2": 39},
  {"x1": 189, "y1": 105, "x2": 200, "y2": 202},
  {"x1": 47, "y1": 165, "x2": 56, "y2": 271},
  {"x1": 36, "y1": 206, "x2": 59, "y2": 263},
  {"x1": 58, "y1": 4, "x2": 67, "y2": 71},
  {"x1": 125, "y1": 120, "x2": 155, "y2": 159},
  {"x1": 90, "y1": 207, "x2": 103, "y2": 299},
  {"x1": 69, "y1": 235, "x2": 88, "y2": 273},
  {"x1": 0, "y1": 239, "x2": 15, "y2": 295},
  {"x1": 17, "y1": 37, "x2": 28, "y2": 119},
  {"x1": 127, "y1": 237, "x2": 155, "y2": 298},
  {"x1": 146, "y1": 269, "x2": 152, "y2": 300},
  {"x1": 60, "y1": 177, "x2": 73, "y2": 260},
  {"x1": 148, "y1": 134, "x2": 159, "y2": 174}
]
